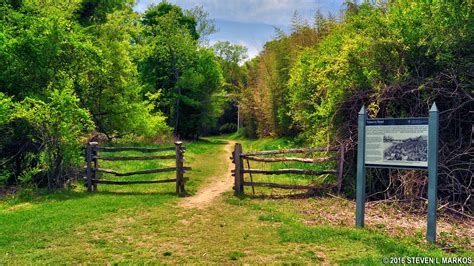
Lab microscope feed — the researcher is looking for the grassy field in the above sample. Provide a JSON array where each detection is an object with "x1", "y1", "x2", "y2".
[{"x1": 0, "y1": 136, "x2": 472, "y2": 264}]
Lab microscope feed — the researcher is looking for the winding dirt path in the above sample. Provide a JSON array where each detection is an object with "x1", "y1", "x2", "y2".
[{"x1": 179, "y1": 141, "x2": 235, "y2": 209}]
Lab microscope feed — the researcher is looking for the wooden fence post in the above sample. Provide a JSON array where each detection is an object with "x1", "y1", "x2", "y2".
[
  {"x1": 90, "y1": 142, "x2": 98, "y2": 192},
  {"x1": 86, "y1": 142, "x2": 93, "y2": 192},
  {"x1": 233, "y1": 143, "x2": 244, "y2": 195},
  {"x1": 337, "y1": 144, "x2": 345, "y2": 193},
  {"x1": 175, "y1": 141, "x2": 184, "y2": 194}
]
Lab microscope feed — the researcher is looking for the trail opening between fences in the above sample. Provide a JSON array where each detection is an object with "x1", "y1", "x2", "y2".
[
  {"x1": 231, "y1": 144, "x2": 345, "y2": 195},
  {"x1": 85, "y1": 141, "x2": 191, "y2": 193}
]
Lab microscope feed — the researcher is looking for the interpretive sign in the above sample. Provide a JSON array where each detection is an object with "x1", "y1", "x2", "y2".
[
  {"x1": 355, "y1": 103, "x2": 439, "y2": 243},
  {"x1": 365, "y1": 118, "x2": 428, "y2": 169}
]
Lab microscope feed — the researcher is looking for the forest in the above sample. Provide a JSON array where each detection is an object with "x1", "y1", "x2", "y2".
[
  {"x1": 0, "y1": 0, "x2": 473, "y2": 263},
  {"x1": 1, "y1": 0, "x2": 473, "y2": 216}
]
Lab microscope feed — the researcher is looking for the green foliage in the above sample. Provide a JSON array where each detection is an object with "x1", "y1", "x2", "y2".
[
  {"x1": 140, "y1": 4, "x2": 224, "y2": 138},
  {"x1": 8, "y1": 87, "x2": 93, "y2": 186},
  {"x1": 0, "y1": 0, "x2": 170, "y2": 187},
  {"x1": 288, "y1": 1, "x2": 473, "y2": 145},
  {"x1": 142, "y1": 1, "x2": 199, "y2": 40},
  {"x1": 213, "y1": 41, "x2": 248, "y2": 66},
  {"x1": 1, "y1": 0, "x2": 229, "y2": 187},
  {"x1": 239, "y1": 16, "x2": 331, "y2": 138},
  {"x1": 79, "y1": 8, "x2": 170, "y2": 138},
  {"x1": 0, "y1": 1, "x2": 168, "y2": 139},
  {"x1": 0, "y1": 92, "x2": 13, "y2": 125},
  {"x1": 240, "y1": 1, "x2": 473, "y2": 207},
  {"x1": 75, "y1": 0, "x2": 132, "y2": 25}
]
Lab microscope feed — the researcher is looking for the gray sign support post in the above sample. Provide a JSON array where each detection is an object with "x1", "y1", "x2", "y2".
[
  {"x1": 356, "y1": 106, "x2": 367, "y2": 228},
  {"x1": 426, "y1": 103, "x2": 439, "y2": 242}
]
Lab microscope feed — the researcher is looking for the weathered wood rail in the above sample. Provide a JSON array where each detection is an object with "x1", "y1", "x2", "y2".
[
  {"x1": 85, "y1": 141, "x2": 190, "y2": 193},
  {"x1": 231, "y1": 143, "x2": 345, "y2": 195}
]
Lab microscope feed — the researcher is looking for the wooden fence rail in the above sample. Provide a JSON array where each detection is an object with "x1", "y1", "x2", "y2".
[
  {"x1": 241, "y1": 147, "x2": 338, "y2": 157},
  {"x1": 241, "y1": 169, "x2": 338, "y2": 176},
  {"x1": 93, "y1": 155, "x2": 176, "y2": 161},
  {"x1": 94, "y1": 146, "x2": 178, "y2": 153},
  {"x1": 231, "y1": 143, "x2": 345, "y2": 195},
  {"x1": 94, "y1": 166, "x2": 192, "y2": 176},
  {"x1": 85, "y1": 141, "x2": 190, "y2": 193}
]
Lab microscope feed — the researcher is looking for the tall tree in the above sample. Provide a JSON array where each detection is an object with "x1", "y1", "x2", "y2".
[
  {"x1": 186, "y1": 5, "x2": 217, "y2": 46},
  {"x1": 140, "y1": 2, "x2": 224, "y2": 138}
]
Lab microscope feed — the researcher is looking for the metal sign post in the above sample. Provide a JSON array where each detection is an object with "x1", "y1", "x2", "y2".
[
  {"x1": 426, "y1": 103, "x2": 439, "y2": 242},
  {"x1": 355, "y1": 103, "x2": 439, "y2": 242},
  {"x1": 356, "y1": 106, "x2": 367, "y2": 228}
]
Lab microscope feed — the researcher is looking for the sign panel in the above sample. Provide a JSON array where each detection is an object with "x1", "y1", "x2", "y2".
[{"x1": 365, "y1": 118, "x2": 428, "y2": 168}]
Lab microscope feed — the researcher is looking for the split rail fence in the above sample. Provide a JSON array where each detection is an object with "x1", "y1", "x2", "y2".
[
  {"x1": 85, "y1": 141, "x2": 191, "y2": 193},
  {"x1": 231, "y1": 143, "x2": 345, "y2": 195}
]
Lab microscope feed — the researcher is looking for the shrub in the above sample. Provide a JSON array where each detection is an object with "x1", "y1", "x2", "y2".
[{"x1": 0, "y1": 88, "x2": 94, "y2": 187}]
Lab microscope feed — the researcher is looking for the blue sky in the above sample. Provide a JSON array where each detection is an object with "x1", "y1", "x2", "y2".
[{"x1": 134, "y1": 0, "x2": 345, "y2": 58}]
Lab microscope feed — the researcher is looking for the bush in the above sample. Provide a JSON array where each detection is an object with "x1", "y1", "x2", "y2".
[{"x1": 0, "y1": 88, "x2": 94, "y2": 187}]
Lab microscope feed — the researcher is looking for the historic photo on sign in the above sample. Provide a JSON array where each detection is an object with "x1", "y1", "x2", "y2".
[{"x1": 383, "y1": 134, "x2": 428, "y2": 162}]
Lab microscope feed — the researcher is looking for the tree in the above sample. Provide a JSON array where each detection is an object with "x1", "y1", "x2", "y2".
[
  {"x1": 140, "y1": 2, "x2": 224, "y2": 138},
  {"x1": 75, "y1": 0, "x2": 132, "y2": 25},
  {"x1": 212, "y1": 41, "x2": 248, "y2": 93},
  {"x1": 186, "y1": 5, "x2": 217, "y2": 46},
  {"x1": 237, "y1": 16, "x2": 326, "y2": 138}
]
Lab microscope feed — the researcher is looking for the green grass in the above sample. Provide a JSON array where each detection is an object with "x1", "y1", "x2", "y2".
[
  {"x1": 0, "y1": 136, "x2": 471, "y2": 264},
  {"x1": 225, "y1": 195, "x2": 472, "y2": 263}
]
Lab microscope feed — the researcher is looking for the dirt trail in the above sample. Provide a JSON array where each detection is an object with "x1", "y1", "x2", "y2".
[{"x1": 179, "y1": 141, "x2": 235, "y2": 209}]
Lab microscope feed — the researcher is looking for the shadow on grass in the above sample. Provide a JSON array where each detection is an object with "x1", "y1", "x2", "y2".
[
  {"x1": 1, "y1": 187, "x2": 186, "y2": 206},
  {"x1": 1, "y1": 188, "x2": 90, "y2": 206}
]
